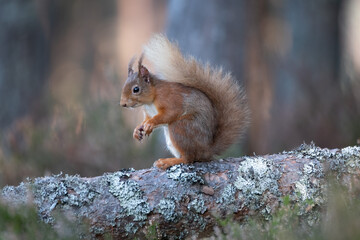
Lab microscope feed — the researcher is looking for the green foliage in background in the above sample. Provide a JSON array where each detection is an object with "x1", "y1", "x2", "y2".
[{"x1": 0, "y1": 203, "x2": 77, "y2": 240}]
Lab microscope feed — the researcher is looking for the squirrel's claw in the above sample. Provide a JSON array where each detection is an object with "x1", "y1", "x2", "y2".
[
  {"x1": 133, "y1": 121, "x2": 153, "y2": 141},
  {"x1": 143, "y1": 121, "x2": 154, "y2": 136},
  {"x1": 133, "y1": 125, "x2": 144, "y2": 141}
]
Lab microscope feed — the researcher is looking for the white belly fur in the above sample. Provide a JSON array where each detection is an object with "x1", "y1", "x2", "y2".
[
  {"x1": 163, "y1": 126, "x2": 180, "y2": 158},
  {"x1": 144, "y1": 104, "x2": 158, "y2": 118},
  {"x1": 144, "y1": 104, "x2": 180, "y2": 158}
]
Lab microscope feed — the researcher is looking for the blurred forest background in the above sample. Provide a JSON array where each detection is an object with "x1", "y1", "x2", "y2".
[{"x1": 0, "y1": 0, "x2": 359, "y2": 187}]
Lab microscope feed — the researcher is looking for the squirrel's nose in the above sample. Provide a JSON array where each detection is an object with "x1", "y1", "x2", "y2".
[{"x1": 119, "y1": 99, "x2": 127, "y2": 107}]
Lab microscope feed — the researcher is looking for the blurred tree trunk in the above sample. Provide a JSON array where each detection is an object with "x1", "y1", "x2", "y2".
[
  {"x1": 0, "y1": 0, "x2": 49, "y2": 128},
  {"x1": 166, "y1": 0, "x2": 355, "y2": 155},
  {"x1": 266, "y1": 0, "x2": 344, "y2": 152},
  {"x1": 0, "y1": 0, "x2": 117, "y2": 130},
  {"x1": 341, "y1": 0, "x2": 360, "y2": 145},
  {"x1": 0, "y1": 1, "x2": 126, "y2": 185}
]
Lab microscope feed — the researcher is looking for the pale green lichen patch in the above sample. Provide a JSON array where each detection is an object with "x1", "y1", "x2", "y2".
[
  {"x1": 91, "y1": 226, "x2": 105, "y2": 235},
  {"x1": 32, "y1": 174, "x2": 97, "y2": 224},
  {"x1": 233, "y1": 156, "x2": 281, "y2": 214},
  {"x1": 157, "y1": 198, "x2": 178, "y2": 222},
  {"x1": 287, "y1": 143, "x2": 359, "y2": 178},
  {"x1": 295, "y1": 161, "x2": 324, "y2": 204},
  {"x1": 234, "y1": 157, "x2": 281, "y2": 196},
  {"x1": 33, "y1": 176, "x2": 68, "y2": 223},
  {"x1": 166, "y1": 165, "x2": 204, "y2": 184},
  {"x1": 62, "y1": 175, "x2": 96, "y2": 207},
  {"x1": 288, "y1": 143, "x2": 360, "y2": 173},
  {"x1": 340, "y1": 146, "x2": 360, "y2": 173},
  {"x1": 186, "y1": 212, "x2": 207, "y2": 231},
  {"x1": 216, "y1": 184, "x2": 239, "y2": 212},
  {"x1": 1, "y1": 182, "x2": 29, "y2": 206},
  {"x1": 288, "y1": 142, "x2": 336, "y2": 161},
  {"x1": 188, "y1": 197, "x2": 207, "y2": 214},
  {"x1": 103, "y1": 168, "x2": 135, "y2": 180},
  {"x1": 107, "y1": 176, "x2": 150, "y2": 222},
  {"x1": 278, "y1": 143, "x2": 360, "y2": 226},
  {"x1": 291, "y1": 160, "x2": 325, "y2": 226},
  {"x1": 125, "y1": 223, "x2": 139, "y2": 235},
  {"x1": 340, "y1": 146, "x2": 360, "y2": 158},
  {"x1": 284, "y1": 145, "x2": 328, "y2": 222}
]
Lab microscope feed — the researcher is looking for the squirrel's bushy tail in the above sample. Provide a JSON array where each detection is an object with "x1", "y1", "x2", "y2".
[{"x1": 144, "y1": 34, "x2": 250, "y2": 155}]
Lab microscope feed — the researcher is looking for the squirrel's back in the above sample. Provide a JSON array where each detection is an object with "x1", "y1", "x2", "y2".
[{"x1": 144, "y1": 34, "x2": 250, "y2": 155}]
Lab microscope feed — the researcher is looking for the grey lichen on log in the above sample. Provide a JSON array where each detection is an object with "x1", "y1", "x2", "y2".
[{"x1": 1, "y1": 144, "x2": 360, "y2": 239}]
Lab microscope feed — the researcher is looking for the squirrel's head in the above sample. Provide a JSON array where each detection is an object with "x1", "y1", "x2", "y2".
[{"x1": 120, "y1": 55, "x2": 155, "y2": 108}]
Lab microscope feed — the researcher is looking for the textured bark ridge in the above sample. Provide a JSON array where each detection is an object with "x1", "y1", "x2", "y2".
[{"x1": 1, "y1": 144, "x2": 360, "y2": 239}]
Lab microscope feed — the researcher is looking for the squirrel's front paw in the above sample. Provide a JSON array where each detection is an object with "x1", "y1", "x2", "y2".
[
  {"x1": 143, "y1": 121, "x2": 154, "y2": 136},
  {"x1": 133, "y1": 125, "x2": 144, "y2": 141}
]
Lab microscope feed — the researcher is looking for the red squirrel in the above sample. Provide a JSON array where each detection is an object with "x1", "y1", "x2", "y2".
[{"x1": 120, "y1": 35, "x2": 250, "y2": 170}]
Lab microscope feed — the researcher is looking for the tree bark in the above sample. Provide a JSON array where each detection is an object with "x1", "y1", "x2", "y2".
[{"x1": 1, "y1": 144, "x2": 360, "y2": 239}]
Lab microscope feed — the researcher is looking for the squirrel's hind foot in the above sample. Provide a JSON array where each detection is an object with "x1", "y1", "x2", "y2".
[{"x1": 154, "y1": 157, "x2": 187, "y2": 170}]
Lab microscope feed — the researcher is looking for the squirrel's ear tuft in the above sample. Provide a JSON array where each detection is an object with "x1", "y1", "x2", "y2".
[
  {"x1": 139, "y1": 65, "x2": 150, "y2": 83},
  {"x1": 128, "y1": 56, "x2": 136, "y2": 76},
  {"x1": 138, "y1": 53, "x2": 144, "y2": 69},
  {"x1": 138, "y1": 53, "x2": 151, "y2": 83}
]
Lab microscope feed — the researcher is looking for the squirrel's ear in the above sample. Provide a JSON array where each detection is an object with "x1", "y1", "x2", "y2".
[
  {"x1": 139, "y1": 65, "x2": 151, "y2": 84},
  {"x1": 138, "y1": 53, "x2": 151, "y2": 83},
  {"x1": 128, "y1": 56, "x2": 136, "y2": 76}
]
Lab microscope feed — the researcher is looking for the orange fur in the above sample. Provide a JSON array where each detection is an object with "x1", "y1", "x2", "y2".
[{"x1": 120, "y1": 35, "x2": 250, "y2": 169}]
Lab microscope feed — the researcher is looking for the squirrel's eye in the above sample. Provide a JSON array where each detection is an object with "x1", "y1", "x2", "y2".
[{"x1": 132, "y1": 86, "x2": 140, "y2": 93}]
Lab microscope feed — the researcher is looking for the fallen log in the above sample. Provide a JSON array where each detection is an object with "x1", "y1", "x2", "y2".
[{"x1": 1, "y1": 144, "x2": 360, "y2": 239}]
